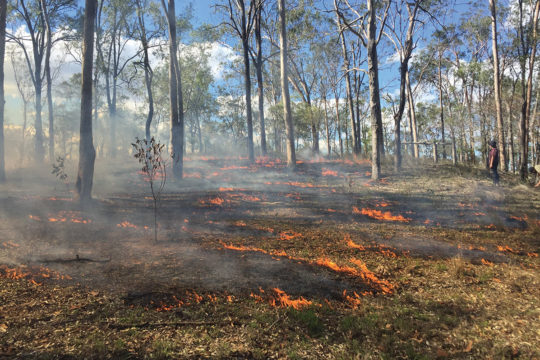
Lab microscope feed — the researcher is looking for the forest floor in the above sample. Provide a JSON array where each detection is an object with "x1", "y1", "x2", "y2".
[{"x1": 0, "y1": 156, "x2": 539, "y2": 359}]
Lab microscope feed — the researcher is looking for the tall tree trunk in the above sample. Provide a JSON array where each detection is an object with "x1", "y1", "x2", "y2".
[
  {"x1": 41, "y1": 0, "x2": 54, "y2": 162},
  {"x1": 322, "y1": 93, "x2": 331, "y2": 157},
  {"x1": 255, "y1": 4, "x2": 266, "y2": 155},
  {"x1": 136, "y1": 0, "x2": 154, "y2": 141},
  {"x1": 437, "y1": 53, "x2": 445, "y2": 160},
  {"x1": 367, "y1": 0, "x2": 383, "y2": 180},
  {"x1": 489, "y1": 0, "x2": 507, "y2": 171},
  {"x1": 335, "y1": 92, "x2": 343, "y2": 157},
  {"x1": 406, "y1": 70, "x2": 418, "y2": 158},
  {"x1": 336, "y1": 12, "x2": 358, "y2": 155},
  {"x1": 76, "y1": 0, "x2": 97, "y2": 203},
  {"x1": 34, "y1": 81, "x2": 44, "y2": 163},
  {"x1": 162, "y1": 0, "x2": 183, "y2": 179},
  {"x1": 279, "y1": 0, "x2": 295, "y2": 168},
  {"x1": 0, "y1": 0, "x2": 6, "y2": 182},
  {"x1": 519, "y1": 0, "x2": 540, "y2": 179}
]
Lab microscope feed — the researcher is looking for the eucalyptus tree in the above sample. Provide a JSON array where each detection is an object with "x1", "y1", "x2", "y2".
[
  {"x1": 279, "y1": 0, "x2": 296, "y2": 167},
  {"x1": 76, "y1": 0, "x2": 97, "y2": 203},
  {"x1": 133, "y1": 0, "x2": 164, "y2": 140},
  {"x1": 383, "y1": 0, "x2": 423, "y2": 171},
  {"x1": 216, "y1": 0, "x2": 257, "y2": 162},
  {"x1": 250, "y1": 0, "x2": 267, "y2": 155},
  {"x1": 9, "y1": 0, "x2": 75, "y2": 163},
  {"x1": 514, "y1": 0, "x2": 540, "y2": 180},
  {"x1": 489, "y1": 0, "x2": 507, "y2": 171},
  {"x1": 0, "y1": 0, "x2": 6, "y2": 182},
  {"x1": 335, "y1": 0, "x2": 390, "y2": 180},
  {"x1": 334, "y1": 1, "x2": 359, "y2": 155},
  {"x1": 161, "y1": 0, "x2": 184, "y2": 179},
  {"x1": 10, "y1": 50, "x2": 33, "y2": 164}
]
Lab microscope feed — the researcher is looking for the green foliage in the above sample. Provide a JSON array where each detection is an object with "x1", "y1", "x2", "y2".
[
  {"x1": 287, "y1": 308, "x2": 325, "y2": 337},
  {"x1": 51, "y1": 156, "x2": 68, "y2": 186}
]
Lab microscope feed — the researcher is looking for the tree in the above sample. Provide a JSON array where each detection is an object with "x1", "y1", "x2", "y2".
[
  {"x1": 336, "y1": 0, "x2": 390, "y2": 180},
  {"x1": 161, "y1": 0, "x2": 184, "y2": 179},
  {"x1": 0, "y1": 0, "x2": 6, "y2": 182},
  {"x1": 489, "y1": 0, "x2": 507, "y2": 171},
  {"x1": 279, "y1": 0, "x2": 295, "y2": 168},
  {"x1": 384, "y1": 0, "x2": 422, "y2": 171},
  {"x1": 251, "y1": 0, "x2": 267, "y2": 155},
  {"x1": 9, "y1": 0, "x2": 73, "y2": 163},
  {"x1": 516, "y1": 0, "x2": 540, "y2": 180},
  {"x1": 217, "y1": 0, "x2": 257, "y2": 162},
  {"x1": 76, "y1": 0, "x2": 97, "y2": 203}
]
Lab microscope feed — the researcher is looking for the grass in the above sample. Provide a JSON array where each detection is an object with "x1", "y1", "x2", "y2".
[{"x1": 1, "y1": 160, "x2": 539, "y2": 359}]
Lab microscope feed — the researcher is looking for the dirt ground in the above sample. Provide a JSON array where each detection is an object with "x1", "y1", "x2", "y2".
[{"x1": 0, "y1": 156, "x2": 539, "y2": 359}]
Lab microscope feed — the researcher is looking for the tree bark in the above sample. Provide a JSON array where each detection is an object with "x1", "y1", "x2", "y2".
[
  {"x1": 41, "y1": 0, "x2": 54, "y2": 162},
  {"x1": 437, "y1": 52, "x2": 445, "y2": 160},
  {"x1": 367, "y1": 0, "x2": 383, "y2": 180},
  {"x1": 406, "y1": 70, "x2": 418, "y2": 158},
  {"x1": 162, "y1": 0, "x2": 183, "y2": 179},
  {"x1": 76, "y1": 0, "x2": 97, "y2": 203},
  {"x1": 254, "y1": 2, "x2": 266, "y2": 155},
  {"x1": 489, "y1": 0, "x2": 507, "y2": 172},
  {"x1": 279, "y1": 0, "x2": 296, "y2": 168},
  {"x1": 336, "y1": 13, "x2": 358, "y2": 155},
  {"x1": 136, "y1": 0, "x2": 154, "y2": 141},
  {"x1": 0, "y1": 0, "x2": 6, "y2": 182},
  {"x1": 519, "y1": 0, "x2": 540, "y2": 180}
]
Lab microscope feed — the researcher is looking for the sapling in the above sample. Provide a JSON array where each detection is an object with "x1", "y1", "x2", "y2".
[
  {"x1": 132, "y1": 137, "x2": 167, "y2": 242},
  {"x1": 51, "y1": 156, "x2": 69, "y2": 192}
]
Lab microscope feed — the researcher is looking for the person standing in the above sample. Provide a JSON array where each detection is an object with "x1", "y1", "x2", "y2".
[{"x1": 488, "y1": 140, "x2": 500, "y2": 186}]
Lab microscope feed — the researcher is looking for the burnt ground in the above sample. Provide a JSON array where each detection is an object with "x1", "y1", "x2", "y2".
[{"x1": 0, "y1": 156, "x2": 539, "y2": 359}]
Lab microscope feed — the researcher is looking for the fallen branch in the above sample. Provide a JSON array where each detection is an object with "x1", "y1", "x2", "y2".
[
  {"x1": 41, "y1": 255, "x2": 111, "y2": 264},
  {"x1": 105, "y1": 321, "x2": 238, "y2": 329}
]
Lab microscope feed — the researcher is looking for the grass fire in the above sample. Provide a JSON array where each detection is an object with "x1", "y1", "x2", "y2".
[{"x1": 1, "y1": 156, "x2": 538, "y2": 359}]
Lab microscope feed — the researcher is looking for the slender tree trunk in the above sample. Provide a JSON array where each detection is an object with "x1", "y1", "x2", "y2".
[
  {"x1": 136, "y1": 1, "x2": 154, "y2": 141},
  {"x1": 489, "y1": 0, "x2": 507, "y2": 171},
  {"x1": 406, "y1": 70, "x2": 418, "y2": 158},
  {"x1": 322, "y1": 94, "x2": 331, "y2": 157},
  {"x1": 34, "y1": 81, "x2": 44, "y2": 163},
  {"x1": 367, "y1": 0, "x2": 382, "y2": 180},
  {"x1": 41, "y1": 0, "x2": 54, "y2": 162},
  {"x1": 336, "y1": 13, "x2": 358, "y2": 155},
  {"x1": 0, "y1": 0, "x2": 5, "y2": 182},
  {"x1": 279, "y1": 0, "x2": 295, "y2": 168},
  {"x1": 76, "y1": 0, "x2": 97, "y2": 203},
  {"x1": 519, "y1": 0, "x2": 540, "y2": 179},
  {"x1": 255, "y1": 5, "x2": 266, "y2": 156},
  {"x1": 162, "y1": 0, "x2": 183, "y2": 179},
  {"x1": 437, "y1": 53, "x2": 445, "y2": 160},
  {"x1": 335, "y1": 92, "x2": 343, "y2": 157}
]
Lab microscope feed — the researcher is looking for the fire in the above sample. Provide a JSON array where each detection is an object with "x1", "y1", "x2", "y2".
[
  {"x1": 342, "y1": 290, "x2": 362, "y2": 308},
  {"x1": 327, "y1": 208, "x2": 337, "y2": 213},
  {"x1": 270, "y1": 288, "x2": 312, "y2": 309},
  {"x1": 481, "y1": 259, "x2": 493, "y2": 266},
  {"x1": 117, "y1": 221, "x2": 149, "y2": 230},
  {"x1": 497, "y1": 245, "x2": 517, "y2": 253},
  {"x1": 355, "y1": 207, "x2": 411, "y2": 222},
  {"x1": 28, "y1": 214, "x2": 42, "y2": 221},
  {"x1": 322, "y1": 168, "x2": 339, "y2": 177},
  {"x1": 184, "y1": 172, "x2": 202, "y2": 179},
  {"x1": 199, "y1": 197, "x2": 227, "y2": 206},
  {"x1": 473, "y1": 212, "x2": 486, "y2": 216},
  {"x1": 2, "y1": 241, "x2": 20, "y2": 249},
  {"x1": 527, "y1": 252, "x2": 538, "y2": 257},
  {"x1": 0, "y1": 265, "x2": 72, "y2": 285},
  {"x1": 234, "y1": 221, "x2": 247, "y2": 227},
  {"x1": 349, "y1": 258, "x2": 394, "y2": 294},
  {"x1": 218, "y1": 187, "x2": 234, "y2": 191},
  {"x1": 345, "y1": 234, "x2": 365, "y2": 251},
  {"x1": 279, "y1": 231, "x2": 302, "y2": 241},
  {"x1": 375, "y1": 201, "x2": 390, "y2": 207}
]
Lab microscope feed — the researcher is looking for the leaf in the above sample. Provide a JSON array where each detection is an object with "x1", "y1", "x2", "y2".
[
  {"x1": 464, "y1": 340, "x2": 473, "y2": 352},
  {"x1": 0, "y1": 323, "x2": 7, "y2": 333}
]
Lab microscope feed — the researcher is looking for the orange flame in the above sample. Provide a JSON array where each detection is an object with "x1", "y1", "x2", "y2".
[
  {"x1": 271, "y1": 288, "x2": 312, "y2": 309},
  {"x1": 481, "y1": 259, "x2": 494, "y2": 266},
  {"x1": 279, "y1": 231, "x2": 302, "y2": 241},
  {"x1": 497, "y1": 245, "x2": 516, "y2": 253},
  {"x1": 345, "y1": 234, "x2": 365, "y2": 251},
  {"x1": 355, "y1": 207, "x2": 411, "y2": 222},
  {"x1": 322, "y1": 168, "x2": 339, "y2": 177}
]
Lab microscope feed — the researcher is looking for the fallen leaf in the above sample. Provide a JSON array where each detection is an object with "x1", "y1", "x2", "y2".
[
  {"x1": 465, "y1": 340, "x2": 473, "y2": 352},
  {"x1": 0, "y1": 323, "x2": 7, "y2": 333}
]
